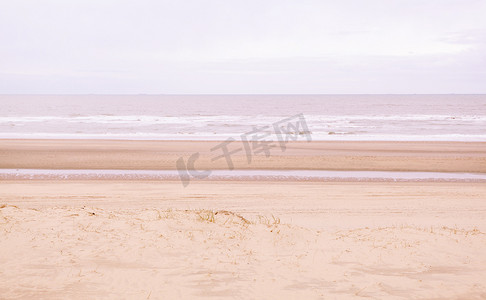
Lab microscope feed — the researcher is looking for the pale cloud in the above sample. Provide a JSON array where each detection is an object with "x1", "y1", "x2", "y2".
[{"x1": 0, "y1": 0, "x2": 485, "y2": 93}]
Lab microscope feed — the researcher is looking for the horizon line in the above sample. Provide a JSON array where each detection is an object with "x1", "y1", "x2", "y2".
[{"x1": 1, "y1": 93, "x2": 485, "y2": 96}]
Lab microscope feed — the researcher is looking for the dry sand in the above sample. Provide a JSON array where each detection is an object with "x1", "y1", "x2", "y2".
[{"x1": 1, "y1": 180, "x2": 486, "y2": 299}]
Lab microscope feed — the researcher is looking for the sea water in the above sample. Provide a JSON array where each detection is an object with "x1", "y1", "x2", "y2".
[{"x1": 1, "y1": 94, "x2": 485, "y2": 141}]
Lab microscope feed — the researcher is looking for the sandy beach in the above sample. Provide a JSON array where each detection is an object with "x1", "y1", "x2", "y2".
[
  {"x1": 2, "y1": 0, "x2": 486, "y2": 297},
  {"x1": 1, "y1": 139, "x2": 486, "y2": 298},
  {"x1": 1, "y1": 180, "x2": 486, "y2": 299}
]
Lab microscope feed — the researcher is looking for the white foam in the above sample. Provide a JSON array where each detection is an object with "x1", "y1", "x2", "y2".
[
  {"x1": 1, "y1": 113, "x2": 486, "y2": 141},
  {"x1": 0, "y1": 169, "x2": 485, "y2": 182},
  {"x1": 0, "y1": 132, "x2": 485, "y2": 141}
]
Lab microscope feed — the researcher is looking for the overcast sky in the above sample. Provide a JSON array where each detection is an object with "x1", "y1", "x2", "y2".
[{"x1": 0, "y1": 0, "x2": 485, "y2": 94}]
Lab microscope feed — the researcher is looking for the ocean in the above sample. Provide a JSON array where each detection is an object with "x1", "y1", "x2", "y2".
[{"x1": 1, "y1": 94, "x2": 485, "y2": 141}]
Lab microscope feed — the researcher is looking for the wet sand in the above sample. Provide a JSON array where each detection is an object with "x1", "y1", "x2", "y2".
[{"x1": 0, "y1": 139, "x2": 485, "y2": 172}]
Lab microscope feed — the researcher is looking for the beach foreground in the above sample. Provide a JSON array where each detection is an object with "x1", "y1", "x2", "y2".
[{"x1": 1, "y1": 180, "x2": 486, "y2": 299}]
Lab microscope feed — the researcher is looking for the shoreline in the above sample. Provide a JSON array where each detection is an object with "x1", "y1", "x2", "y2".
[{"x1": 1, "y1": 135, "x2": 486, "y2": 142}]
